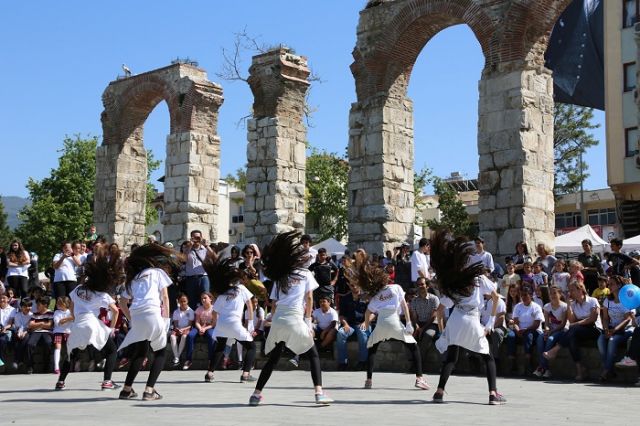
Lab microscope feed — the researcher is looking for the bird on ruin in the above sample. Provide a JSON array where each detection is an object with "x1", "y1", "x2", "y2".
[{"x1": 122, "y1": 63, "x2": 132, "y2": 77}]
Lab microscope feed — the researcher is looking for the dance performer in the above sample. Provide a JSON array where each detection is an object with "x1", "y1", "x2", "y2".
[
  {"x1": 249, "y1": 231, "x2": 333, "y2": 406},
  {"x1": 430, "y1": 229, "x2": 506, "y2": 405},
  {"x1": 55, "y1": 256, "x2": 120, "y2": 391},
  {"x1": 202, "y1": 256, "x2": 257, "y2": 383},
  {"x1": 347, "y1": 252, "x2": 430, "y2": 390},
  {"x1": 118, "y1": 244, "x2": 182, "y2": 401}
]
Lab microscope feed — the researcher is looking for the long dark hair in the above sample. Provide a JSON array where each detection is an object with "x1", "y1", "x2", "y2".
[
  {"x1": 124, "y1": 244, "x2": 184, "y2": 294},
  {"x1": 429, "y1": 228, "x2": 484, "y2": 301},
  {"x1": 83, "y1": 255, "x2": 121, "y2": 294},
  {"x1": 345, "y1": 250, "x2": 389, "y2": 296},
  {"x1": 203, "y1": 252, "x2": 242, "y2": 297},
  {"x1": 8, "y1": 239, "x2": 27, "y2": 264},
  {"x1": 261, "y1": 231, "x2": 306, "y2": 295}
]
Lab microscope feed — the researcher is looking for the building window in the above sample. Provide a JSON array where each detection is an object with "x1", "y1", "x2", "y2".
[
  {"x1": 556, "y1": 212, "x2": 582, "y2": 229},
  {"x1": 624, "y1": 0, "x2": 639, "y2": 28},
  {"x1": 587, "y1": 208, "x2": 617, "y2": 226},
  {"x1": 232, "y1": 215, "x2": 244, "y2": 224},
  {"x1": 626, "y1": 127, "x2": 639, "y2": 157},
  {"x1": 624, "y1": 62, "x2": 637, "y2": 92}
]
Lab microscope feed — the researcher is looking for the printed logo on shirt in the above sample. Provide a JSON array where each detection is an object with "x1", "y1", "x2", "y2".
[{"x1": 75, "y1": 287, "x2": 94, "y2": 302}]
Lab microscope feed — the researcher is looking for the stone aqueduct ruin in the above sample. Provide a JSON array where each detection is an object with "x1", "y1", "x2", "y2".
[{"x1": 95, "y1": 0, "x2": 574, "y2": 259}]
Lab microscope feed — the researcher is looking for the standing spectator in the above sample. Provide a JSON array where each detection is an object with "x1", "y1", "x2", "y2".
[
  {"x1": 86, "y1": 225, "x2": 98, "y2": 242},
  {"x1": 500, "y1": 263, "x2": 520, "y2": 298},
  {"x1": 505, "y1": 286, "x2": 544, "y2": 375},
  {"x1": 535, "y1": 243, "x2": 556, "y2": 276},
  {"x1": 334, "y1": 256, "x2": 352, "y2": 308},
  {"x1": 184, "y1": 230, "x2": 213, "y2": 310},
  {"x1": 300, "y1": 234, "x2": 317, "y2": 269},
  {"x1": 597, "y1": 275, "x2": 635, "y2": 382},
  {"x1": 578, "y1": 239, "x2": 604, "y2": 294},
  {"x1": 51, "y1": 296, "x2": 73, "y2": 374},
  {"x1": 52, "y1": 241, "x2": 81, "y2": 298},
  {"x1": 551, "y1": 259, "x2": 571, "y2": 296},
  {"x1": 394, "y1": 243, "x2": 412, "y2": 290},
  {"x1": 512, "y1": 241, "x2": 532, "y2": 277},
  {"x1": 0, "y1": 294, "x2": 16, "y2": 366},
  {"x1": 336, "y1": 280, "x2": 370, "y2": 370},
  {"x1": 608, "y1": 238, "x2": 640, "y2": 284},
  {"x1": 532, "y1": 261, "x2": 550, "y2": 304},
  {"x1": 472, "y1": 237, "x2": 495, "y2": 273},
  {"x1": 533, "y1": 286, "x2": 568, "y2": 379},
  {"x1": 309, "y1": 248, "x2": 338, "y2": 307},
  {"x1": 312, "y1": 296, "x2": 338, "y2": 351},
  {"x1": 6, "y1": 239, "x2": 31, "y2": 298},
  {"x1": 25, "y1": 296, "x2": 54, "y2": 374},
  {"x1": 410, "y1": 238, "x2": 431, "y2": 286}
]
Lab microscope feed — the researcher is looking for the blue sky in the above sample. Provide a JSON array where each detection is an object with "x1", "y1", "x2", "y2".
[{"x1": 0, "y1": 1, "x2": 606, "y2": 198}]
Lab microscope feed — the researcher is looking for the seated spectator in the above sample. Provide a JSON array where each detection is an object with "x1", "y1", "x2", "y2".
[
  {"x1": 544, "y1": 281, "x2": 602, "y2": 381},
  {"x1": 534, "y1": 286, "x2": 568, "y2": 379},
  {"x1": 183, "y1": 292, "x2": 216, "y2": 370},
  {"x1": 532, "y1": 261, "x2": 549, "y2": 304},
  {"x1": 500, "y1": 263, "x2": 520, "y2": 298},
  {"x1": 520, "y1": 261, "x2": 534, "y2": 287},
  {"x1": 0, "y1": 294, "x2": 16, "y2": 366},
  {"x1": 409, "y1": 278, "x2": 440, "y2": 346},
  {"x1": 505, "y1": 283, "x2": 521, "y2": 324},
  {"x1": 6, "y1": 287, "x2": 19, "y2": 309},
  {"x1": 505, "y1": 285, "x2": 543, "y2": 375},
  {"x1": 568, "y1": 260, "x2": 585, "y2": 284},
  {"x1": 244, "y1": 296, "x2": 265, "y2": 340},
  {"x1": 336, "y1": 282, "x2": 370, "y2": 370},
  {"x1": 26, "y1": 296, "x2": 54, "y2": 374},
  {"x1": 312, "y1": 296, "x2": 338, "y2": 351},
  {"x1": 10, "y1": 299, "x2": 32, "y2": 370},
  {"x1": 170, "y1": 293, "x2": 194, "y2": 367},
  {"x1": 481, "y1": 290, "x2": 507, "y2": 366},
  {"x1": 597, "y1": 276, "x2": 635, "y2": 382},
  {"x1": 591, "y1": 275, "x2": 611, "y2": 305}
]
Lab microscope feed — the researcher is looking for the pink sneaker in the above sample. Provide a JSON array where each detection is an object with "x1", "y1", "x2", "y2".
[{"x1": 415, "y1": 377, "x2": 430, "y2": 390}]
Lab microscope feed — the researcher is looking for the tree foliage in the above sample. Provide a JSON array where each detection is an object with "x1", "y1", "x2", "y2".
[
  {"x1": 0, "y1": 197, "x2": 13, "y2": 248},
  {"x1": 422, "y1": 175, "x2": 472, "y2": 237},
  {"x1": 553, "y1": 103, "x2": 600, "y2": 197},
  {"x1": 306, "y1": 147, "x2": 349, "y2": 241},
  {"x1": 413, "y1": 166, "x2": 432, "y2": 227},
  {"x1": 224, "y1": 167, "x2": 247, "y2": 192},
  {"x1": 16, "y1": 135, "x2": 97, "y2": 266},
  {"x1": 145, "y1": 150, "x2": 161, "y2": 226}
]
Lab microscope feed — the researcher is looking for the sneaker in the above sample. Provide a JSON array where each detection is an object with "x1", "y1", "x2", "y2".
[
  {"x1": 88, "y1": 360, "x2": 96, "y2": 372},
  {"x1": 415, "y1": 377, "x2": 430, "y2": 390},
  {"x1": 615, "y1": 356, "x2": 637, "y2": 368},
  {"x1": 315, "y1": 393, "x2": 334, "y2": 405},
  {"x1": 432, "y1": 391, "x2": 444, "y2": 403},
  {"x1": 172, "y1": 357, "x2": 180, "y2": 367},
  {"x1": 26, "y1": 367, "x2": 33, "y2": 375},
  {"x1": 11, "y1": 362, "x2": 18, "y2": 370},
  {"x1": 489, "y1": 392, "x2": 507, "y2": 405},
  {"x1": 240, "y1": 374, "x2": 257, "y2": 383},
  {"x1": 0, "y1": 358, "x2": 4, "y2": 367},
  {"x1": 118, "y1": 388, "x2": 138, "y2": 400},
  {"x1": 204, "y1": 371, "x2": 214, "y2": 383},
  {"x1": 55, "y1": 381, "x2": 65, "y2": 390},
  {"x1": 249, "y1": 393, "x2": 263, "y2": 406},
  {"x1": 542, "y1": 370, "x2": 553, "y2": 379},
  {"x1": 532, "y1": 367, "x2": 544, "y2": 378},
  {"x1": 54, "y1": 369, "x2": 60, "y2": 375},
  {"x1": 142, "y1": 390, "x2": 162, "y2": 401},
  {"x1": 289, "y1": 358, "x2": 299, "y2": 368},
  {"x1": 182, "y1": 360, "x2": 192, "y2": 371},
  {"x1": 118, "y1": 358, "x2": 130, "y2": 369},
  {"x1": 364, "y1": 379, "x2": 372, "y2": 389},
  {"x1": 101, "y1": 380, "x2": 121, "y2": 390}
]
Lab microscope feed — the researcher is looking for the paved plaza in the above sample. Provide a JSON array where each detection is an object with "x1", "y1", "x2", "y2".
[{"x1": 0, "y1": 370, "x2": 636, "y2": 425}]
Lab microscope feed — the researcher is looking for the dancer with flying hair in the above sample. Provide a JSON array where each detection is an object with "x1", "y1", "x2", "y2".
[
  {"x1": 429, "y1": 228, "x2": 506, "y2": 405},
  {"x1": 118, "y1": 244, "x2": 183, "y2": 401},
  {"x1": 248, "y1": 231, "x2": 333, "y2": 406},
  {"x1": 346, "y1": 251, "x2": 430, "y2": 391},
  {"x1": 55, "y1": 255, "x2": 121, "y2": 391},
  {"x1": 201, "y1": 255, "x2": 257, "y2": 383}
]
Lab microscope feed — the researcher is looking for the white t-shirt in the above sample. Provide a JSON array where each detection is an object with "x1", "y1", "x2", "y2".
[
  {"x1": 53, "y1": 253, "x2": 77, "y2": 282},
  {"x1": 471, "y1": 251, "x2": 495, "y2": 273},
  {"x1": 71, "y1": 286, "x2": 115, "y2": 316},
  {"x1": 213, "y1": 284, "x2": 253, "y2": 322},
  {"x1": 13, "y1": 311, "x2": 32, "y2": 331},
  {"x1": 302, "y1": 247, "x2": 318, "y2": 269},
  {"x1": 53, "y1": 309, "x2": 73, "y2": 334},
  {"x1": 480, "y1": 297, "x2": 506, "y2": 325},
  {"x1": 0, "y1": 305, "x2": 16, "y2": 327},
  {"x1": 603, "y1": 299, "x2": 634, "y2": 329},
  {"x1": 269, "y1": 269, "x2": 319, "y2": 309},
  {"x1": 172, "y1": 306, "x2": 195, "y2": 329},
  {"x1": 513, "y1": 301, "x2": 544, "y2": 331},
  {"x1": 121, "y1": 268, "x2": 172, "y2": 312},
  {"x1": 313, "y1": 307, "x2": 339, "y2": 329},
  {"x1": 543, "y1": 301, "x2": 568, "y2": 332},
  {"x1": 367, "y1": 284, "x2": 405, "y2": 314},
  {"x1": 410, "y1": 250, "x2": 428, "y2": 282},
  {"x1": 244, "y1": 306, "x2": 265, "y2": 330},
  {"x1": 7, "y1": 251, "x2": 30, "y2": 277},
  {"x1": 571, "y1": 296, "x2": 602, "y2": 329},
  {"x1": 551, "y1": 272, "x2": 570, "y2": 293},
  {"x1": 441, "y1": 275, "x2": 496, "y2": 310}
]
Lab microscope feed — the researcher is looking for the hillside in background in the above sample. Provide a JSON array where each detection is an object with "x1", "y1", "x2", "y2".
[{"x1": 2, "y1": 196, "x2": 30, "y2": 229}]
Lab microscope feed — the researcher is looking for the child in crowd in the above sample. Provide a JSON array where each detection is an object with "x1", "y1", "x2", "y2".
[
  {"x1": 568, "y1": 260, "x2": 585, "y2": 283},
  {"x1": 532, "y1": 261, "x2": 550, "y2": 304},
  {"x1": 183, "y1": 292, "x2": 216, "y2": 371},
  {"x1": 551, "y1": 259, "x2": 570, "y2": 296},
  {"x1": 244, "y1": 295, "x2": 264, "y2": 339},
  {"x1": 0, "y1": 294, "x2": 16, "y2": 367},
  {"x1": 500, "y1": 263, "x2": 520, "y2": 298},
  {"x1": 11, "y1": 298, "x2": 32, "y2": 370},
  {"x1": 52, "y1": 296, "x2": 73, "y2": 374},
  {"x1": 312, "y1": 296, "x2": 339, "y2": 351},
  {"x1": 533, "y1": 286, "x2": 568, "y2": 379},
  {"x1": 26, "y1": 296, "x2": 54, "y2": 374},
  {"x1": 170, "y1": 293, "x2": 194, "y2": 367},
  {"x1": 533, "y1": 286, "x2": 545, "y2": 309},
  {"x1": 592, "y1": 275, "x2": 610, "y2": 305},
  {"x1": 6, "y1": 287, "x2": 19, "y2": 309},
  {"x1": 520, "y1": 261, "x2": 534, "y2": 287}
]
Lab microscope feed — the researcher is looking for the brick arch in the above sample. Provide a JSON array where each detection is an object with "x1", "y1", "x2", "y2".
[{"x1": 352, "y1": 0, "x2": 497, "y2": 100}]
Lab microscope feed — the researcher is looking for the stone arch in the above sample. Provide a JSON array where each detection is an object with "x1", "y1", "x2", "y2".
[
  {"x1": 348, "y1": 0, "x2": 572, "y2": 258},
  {"x1": 94, "y1": 63, "x2": 224, "y2": 249}
]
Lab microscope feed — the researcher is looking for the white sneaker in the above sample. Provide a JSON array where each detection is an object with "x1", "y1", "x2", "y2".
[
  {"x1": 542, "y1": 370, "x2": 552, "y2": 379},
  {"x1": 532, "y1": 367, "x2": 544, "y2": 378},
  {"x1": 289, "y1": 358, "x2": 299, "y2": 368},
  {"x1": 615, "y1": 356, "x2": 637, "y2": 368}
]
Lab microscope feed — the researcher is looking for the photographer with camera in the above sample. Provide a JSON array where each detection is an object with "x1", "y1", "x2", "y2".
[{"x1": 184, "y1": 230, "x2": 214, "y2": 310}]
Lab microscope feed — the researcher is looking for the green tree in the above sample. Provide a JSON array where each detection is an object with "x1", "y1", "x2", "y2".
[
  {"x1": 16, "y1": 135, "x2": 97, "y2": 267},
  {"x1": 426, "y1": 177, "x2": 472, "y2": 237},
  {"x1": 145, "y1": 150, "x2": 162, "y2": 225},
  {"x1": 413, "y1": 166, "x2": 432, "y2": 226},
  {"x1": 306, "y1": 147, "x2": 349, "y2": 241},
  {"x1": 0, "y1": 197, "x2": 13, "y2": 248},
  {"x1": 553, "y1": 103, "x2": 600, "y2": 197},
  {"x1": 224, "y1": 167, "x2": 247, "y2": 191}
]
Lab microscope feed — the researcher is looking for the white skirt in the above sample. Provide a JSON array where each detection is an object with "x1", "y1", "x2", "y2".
[
  {"x1": 265, "y1": 305, "x2": 314, "y2": 355},
  {"x1": 367, "y1": 307, "x2": 416, "y2": 348},
  {"x1": 119, "y1": 307, "x2": 168, "y2": 352},
  {"x1": 67, "y1": 312, "x2": 111, "y2": 356},
  {"x1": 214, "y1": 317, "x2": 253, "y2": 342},
  {"x1": 436, "y1": 306, "x2": 489, "y2": 354}
]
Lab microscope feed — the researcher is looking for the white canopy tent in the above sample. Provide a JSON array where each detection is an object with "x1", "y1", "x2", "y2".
[
  {"x1": 623, "y1": 234, "x2": 640, "y2": 251},
  {"x1": 312, "y1": 238, "x2": 347, "y2": 257},
  {"x1": 554, "y1": 225, "x2": 610, "y2": 254}
]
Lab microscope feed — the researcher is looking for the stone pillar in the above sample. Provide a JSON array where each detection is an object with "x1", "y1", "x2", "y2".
[
  {"x1": 347, "y1": 94, "x2": 415, "y2": 254},
  {"x1": 477, "y1": 64, "x2": 555, "y2": 259},
  {"x1": 244, "y1": 48, "x2": 310, "y2": 247},
  {"x1": 163, "y1": 130, "x2": 222, "y2": 244},
  {"x1": 94, "y1": 138, "x2": 147, "y2": 249}
]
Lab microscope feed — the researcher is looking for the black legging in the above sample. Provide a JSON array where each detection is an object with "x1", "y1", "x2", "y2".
[
  {"x1": 124, "y1": 341, "x2": 165, "y2": 388},
  {"x1": 58, "y1": 338, "x2": 117, "y2": 382},
  {"x1": 7, "y1": 276, "x2": 29, "y2": 298},
  {"x1": 438, "y1": 344, "x2": 497, "y2": 391},
  {"x1": 367, "y1": 341, "x2": 422, "y2": 380},
  {"x1": 255, "y1": 341, "x2": 322, "y2": 391},
  {"x1": 210, "y1": 337, "x2": 256, "y2": 373}
]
